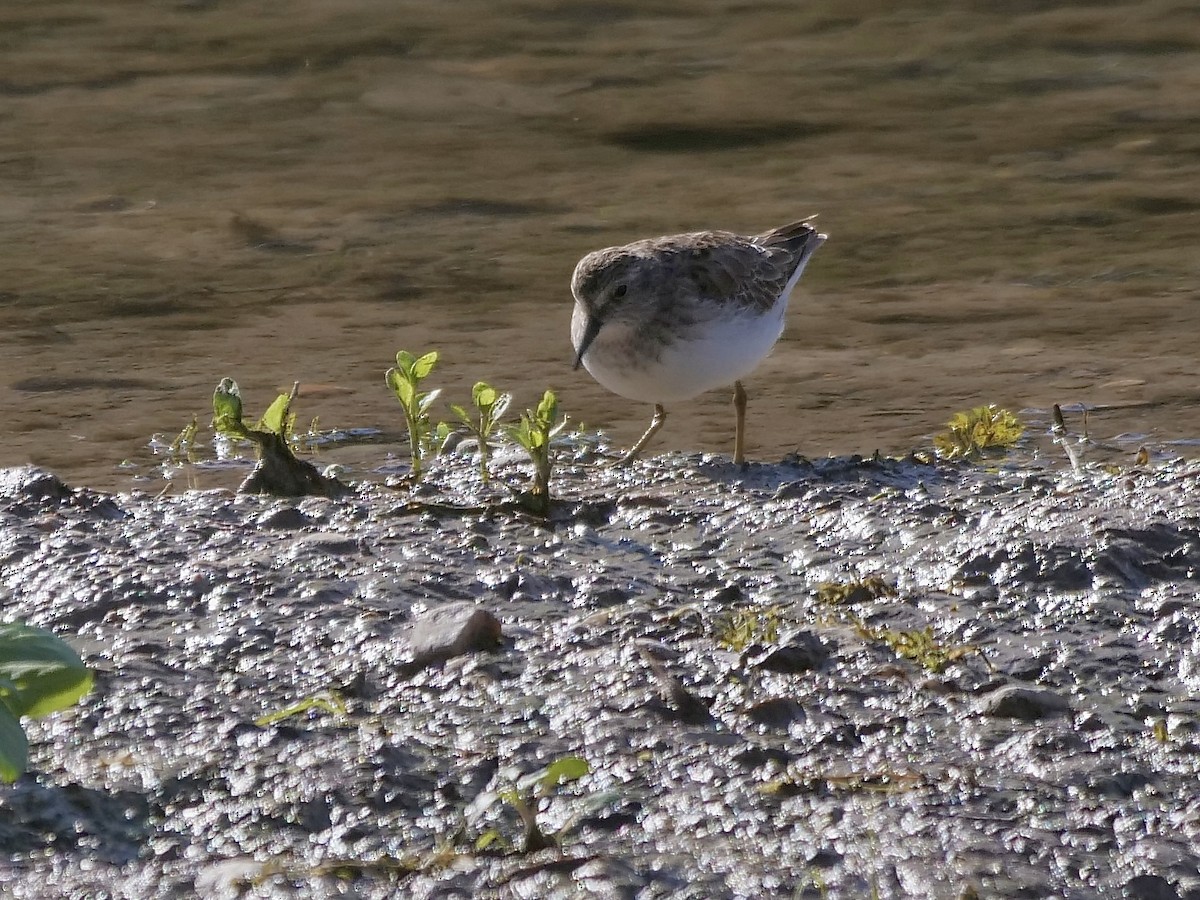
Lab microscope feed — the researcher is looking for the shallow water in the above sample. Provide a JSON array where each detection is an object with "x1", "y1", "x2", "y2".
[{"x1": 2, "y1": 0, "x2": 1199, "y2": 489}]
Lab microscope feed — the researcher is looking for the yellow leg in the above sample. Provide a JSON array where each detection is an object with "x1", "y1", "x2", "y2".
[
  {"x1": 615, "y1": 404, "x2": 667, "y2": 466},
  {"x1": 733, "y1": 381, "x2": 747, "y2": 465}
]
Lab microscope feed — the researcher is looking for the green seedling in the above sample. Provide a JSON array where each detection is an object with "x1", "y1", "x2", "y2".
[
  {"x1": 816, "y1": 576, "x2": 898, "y2": 606},
  {"x1": 166, "y1": 417, "x2": 199, "y2": 461},
  {"x1": 854, "y1": 619, "x2": 982, "y2": 674},
  {"x1": 212, "y1": 378, "x2": 296, "y2": 444},
  {"x1": 713, "y1": 607, "x2": 781, "y2": 652},
  {"x1": 504, "y1": 390, "x2": 567, "y2": 517},
  {"x1": 212, "y1": 379, "x2": 346, "y2": 497},
  {"x1": 255, "y1": 692, "x2": 347, "y2": 728},
  {"x1": 450, "y1": 381, "x2": 512, "y2": 484},
  {"x1": 0, "y1": 622, "x2": 93, "y2": 783},
  {"x1": 934, "y1": 405, "x2": 1023, "y2": 461},
  {"x1": 475, "y1": 755, "x2": 591, "y2": 854},
  {"x1": 385, "y1": 350, "x2": 442, "y2": 481}
]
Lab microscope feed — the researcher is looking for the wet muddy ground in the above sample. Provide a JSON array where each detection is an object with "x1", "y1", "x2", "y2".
[
  {"x1": 3, "y1": 440, "x2": 1200, "y2": 897},
  {"x1": 2, "y1": 0, "x2": 1200, "y2": 490}
]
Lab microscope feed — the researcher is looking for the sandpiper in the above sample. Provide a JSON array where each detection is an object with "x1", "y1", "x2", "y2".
[{"x1": 571, "y1": 219, "x2": 826, "y2": 464}]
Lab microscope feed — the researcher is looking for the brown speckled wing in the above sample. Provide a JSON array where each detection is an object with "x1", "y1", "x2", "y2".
[{"x1": 677, "y1": 231, "x2": 796, "y2": 313}]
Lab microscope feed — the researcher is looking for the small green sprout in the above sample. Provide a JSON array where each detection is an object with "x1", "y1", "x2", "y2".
[
  {"x1": 815, "y1": 576, "x2": 898, "y2": 606},
  {"x1": 212, "y1": 378, "x2": 299, "y2": 445},
  {"x1": 714, "y1": 607, "x2": 781, "y2": 651},
  {"x1": 211, "y1": 377, "x2": 252, "y2": 439},
  {"x1": 450, "y1": 381, "x2": 512, "y2": 484},
  {"x1": 212, "y1": 379, "x2": 346, "y2": 497},
  {"x1": 854, "y1": 620, "x2": 982, "y2": 674},
  {"x1": 254, "y1": 692, "x2": 348, "y2": 728},
  {"x1": 504, "y1": 389, "x2": 567, "y2": 516},
  {"x1": 385, "y1": 350, "x2": 442, "y2": 481},
  {"x1": 0, "y1": 622, "x2": 93, "y2": 783},
  {"x1": 475, "y1": 755, "x2": 591, "y2": 854},
  {"x1": 166, "y1": 417, "x2": 199, "y2": 460},
  {"x1": 934, "y1": 405, "x2": 1023, "y2": 461}
]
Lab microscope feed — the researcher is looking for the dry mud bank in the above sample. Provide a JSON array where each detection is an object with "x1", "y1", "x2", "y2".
[{"x1": 1, "y1": 451, "x2": 1199, "y2": 898}]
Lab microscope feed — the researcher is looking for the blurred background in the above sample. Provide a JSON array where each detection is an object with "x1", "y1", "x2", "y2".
[{"x1": 1, "y1": 0, "x2": 1197, "y2": 489}]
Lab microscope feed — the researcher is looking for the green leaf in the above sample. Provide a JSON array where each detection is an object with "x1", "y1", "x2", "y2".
[
  {"x1": 254, "y1": 692, "x2": 347, "y2": 727},
  {"x1": 475, "y1": 829, "x2": 505, "y2": 852},
  {"x1": 499, "y1": 787, "x2": 523, "y2": 807},
  {"x1": 473, "y1": 382, "x2": 497, "y2": 409},
  {"x1": 449, "y1": 404, "x2": 471, "y2": 426},
  {"x1": 0, "y1": 623, "x2": 92, "y2": 719},
  {"x1": 412, "y1": 351, "x2": 439, "y2": 380},
  {"x1": 255, "y1": 393, "x2": 292, "y2": 436},
  {"x1": 502, "y1": 422, "x2": 530, "y2": 449},
  {"x1": 0, "y1": 704, "x2": 27, "y2": 784},
  {"x1": 394, "y1": 350, "x2": 416, "y2": 374},
  {"x1": 536, "y1": 390, "x2": 558, "y2": 425},
  {"x1": 538, "y1": 755, "x2": 589, "y2": 793},
  {"x1": 390, "y1": 377, "x2": 416, "y2": 411},
  {"x1": 212, "y1": 378, "x2": 246, "y2": 435}
]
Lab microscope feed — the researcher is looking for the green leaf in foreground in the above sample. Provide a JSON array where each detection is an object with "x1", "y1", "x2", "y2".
[
  {"x1": 0, "y1": 622, "x2": 93, "y2": 784},
  {"x1": 713, "y1": 607, "x2": 781, "y2": 651},
  {"x1": 0, "y1": 623, "x2": 94, "y2": 718},
  {"x1": 0, "y1": 705, "x2": 28, "y2": 784}
]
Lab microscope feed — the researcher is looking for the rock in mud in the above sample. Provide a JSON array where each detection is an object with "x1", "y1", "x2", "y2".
[
  {"x1": 977, "y1": 684, "x2": 1072, "y2": 720},
  {"x1": 404, "y1": 601, "x2": 502, "y2": 673},
  {"x1": 750, "y1": 629, "x2": 832, "y2": 673}
]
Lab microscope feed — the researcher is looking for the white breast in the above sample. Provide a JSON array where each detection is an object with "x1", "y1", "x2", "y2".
[{"x1": 574, "y1": 298, "x2": 787, "y2": 404}]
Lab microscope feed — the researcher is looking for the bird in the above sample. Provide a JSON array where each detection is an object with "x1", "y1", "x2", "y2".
[{"x1": 570, "y1": 218, "x2": 826, "y2": 465}]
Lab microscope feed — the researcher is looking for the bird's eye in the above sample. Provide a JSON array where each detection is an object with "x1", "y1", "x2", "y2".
[{"x1": 613, "y1": 284, "x2": 628, "y2": 299}]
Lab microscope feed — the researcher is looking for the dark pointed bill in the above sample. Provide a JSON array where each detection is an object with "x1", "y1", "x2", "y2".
[{"x1": 573, "y1": 313, "x2": 603, "y2": 370}]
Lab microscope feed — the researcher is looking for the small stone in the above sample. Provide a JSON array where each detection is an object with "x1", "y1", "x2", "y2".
[
  {"x1": 637, "y1": 645, "x2": 712, "y2": 724},
  {"x1": 744, "y1": 697, "x2": 807, "y2": 728},
  {"x1": 406, "y1": 602, "x2": 502, "y2": 671},
  {"x1": 255, "y1": 506, "x2": 310, "y2": 530},
  {"x1": 977, "y1": 685, "x2": 1071, "y2": 720},
  {"x1": 752, "y1": 630, "x2": 832, "y2": 674},
  {"x1": 1123, "y1": 874, "x2": 1180, "y2": 900},
  {"x1": 291, "y1": 532, "x2": 361, "y2": 555},
  {"x1": 574, "y1": 856, "x2": 647, "y2": 894}
]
